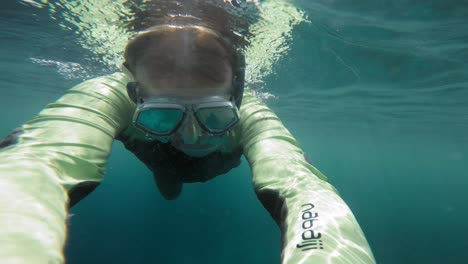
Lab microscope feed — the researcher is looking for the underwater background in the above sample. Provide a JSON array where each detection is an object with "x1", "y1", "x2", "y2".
[{"x1": 1, "y1": 0, "x2": 467, "y2": 263}]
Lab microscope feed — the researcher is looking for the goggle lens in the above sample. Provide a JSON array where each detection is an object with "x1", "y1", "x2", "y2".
[
  {"x1": 195, "y1": 107, "x2": 238, "y2": 133},
  {"x1": 133, "y1": 99, "x2": 239, "y2": 136},
  {"x1": 136, "y1": 108, "x2": 184, "y2": 135}
]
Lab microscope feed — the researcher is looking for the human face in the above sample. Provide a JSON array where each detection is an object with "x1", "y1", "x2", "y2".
[
  {"x1": 133, "y1": 95, "x2": 240, "y2": 136},
  {"x1": 137, "y1": 87, "x2": 234, "y2": 157},
  {"x1": 128, "y1": 25, "x2": 237, "y2": 156},
  {"x1": 129, "y1": 25, "x2": 234, "y2": 99},
  {"x1": 133, "y1": 65, "x2": 235, "y2": 157}
]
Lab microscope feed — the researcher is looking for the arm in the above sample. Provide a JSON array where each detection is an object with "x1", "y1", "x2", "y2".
[
  {"x1": 238, "y1": 89, "x2": 376, "y2": 263},
  {"x1": 0, "y1": 73, "x2": 133, "y2": 263}
]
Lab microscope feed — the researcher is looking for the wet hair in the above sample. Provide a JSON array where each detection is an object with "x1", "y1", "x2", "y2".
[
  {"x1": 125, "y1": 26, "x2": 235, "y2": 90},
  {"x1": 124, "y1": 0, "x2": 249, "y2": 107}
]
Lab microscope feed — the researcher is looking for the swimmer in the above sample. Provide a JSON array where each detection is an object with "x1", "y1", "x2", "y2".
[{"x1": 0, "y1": 1, "x2": 375, "y2": 263}]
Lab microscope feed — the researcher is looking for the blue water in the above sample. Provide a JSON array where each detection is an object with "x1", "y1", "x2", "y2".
[{"x1": 1, "y1": 0, "x2": 468, "y2": 263}]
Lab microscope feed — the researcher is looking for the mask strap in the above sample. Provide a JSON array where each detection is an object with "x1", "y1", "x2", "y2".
[
  {"x1": 126, "y1": 82, "x2": 139, "y2": 104},
  {"x1": 122, "y1": 62, "x2": 142, "y2": 104},
  {"x1": 120, "y1": 62, "x2": 136, "y2": 82}
]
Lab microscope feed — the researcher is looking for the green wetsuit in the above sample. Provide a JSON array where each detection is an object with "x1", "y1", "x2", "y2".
[{"x1": 0, "y1": 72, "x2": 375, "y2": 263}]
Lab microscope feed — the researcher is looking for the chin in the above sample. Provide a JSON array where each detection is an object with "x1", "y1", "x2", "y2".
[
  {"x1": 169, "y1": 134, "x2": 225, "y2": 157},
  {"x1": 177, "y1": 146, "x2": 218, "y2": 157}
]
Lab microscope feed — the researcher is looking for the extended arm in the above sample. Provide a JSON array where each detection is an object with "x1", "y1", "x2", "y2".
[
  {"x1": 0, "y1": 73, "x2": 133, "y2": 263},
  {"x1": 238, "y1": 89, "x2": 376, "y2": 263}
]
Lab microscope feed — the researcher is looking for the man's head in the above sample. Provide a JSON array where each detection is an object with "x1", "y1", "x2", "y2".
[
  {"x1": 123, "y1": 24, "x2": 245, "y2": 157},
  {"x1": 125, "y1": 25, "x2": 240, "y2": 99}
]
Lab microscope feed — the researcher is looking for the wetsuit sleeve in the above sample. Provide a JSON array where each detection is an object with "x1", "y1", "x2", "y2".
[
  {"x1": 238, "y1": 88, "x2": 376, "y2": 263},
  {"x1": 0, "y1": 72, "x2": 134, "y2": 264}
]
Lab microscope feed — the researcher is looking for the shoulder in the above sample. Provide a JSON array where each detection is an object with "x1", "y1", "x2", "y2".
[{"x1": 71, "y1": 72, "x2": 130, "y2": 93}]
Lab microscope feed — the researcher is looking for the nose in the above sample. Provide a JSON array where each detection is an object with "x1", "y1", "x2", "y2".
[{"x1": 179, "y1": 113, "x2": 202, "y2": 144}]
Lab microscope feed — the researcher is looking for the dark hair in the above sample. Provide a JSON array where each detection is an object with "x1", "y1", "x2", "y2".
[
  {"x1": 124, "y1": 0, "x2": 249, "y2": 107},
  {"x1": 125, "y1": 26, "x2": 237, "y2": 89}
]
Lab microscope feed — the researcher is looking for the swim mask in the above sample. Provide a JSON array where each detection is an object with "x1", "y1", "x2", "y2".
[{"x1": 132, "y1": 95, "x2": 240, "y2": 137}]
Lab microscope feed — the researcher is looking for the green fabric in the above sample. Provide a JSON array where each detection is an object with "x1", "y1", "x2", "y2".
[
  {"x1": 238, "y1": 89, "x2": 375, "y2": 263},
  {"x1": 0, "y1": 72, "x2": 375, "y2": 263},
  {"x1": 0, "y1": 73, "x2": 133, "y2": 264}
]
